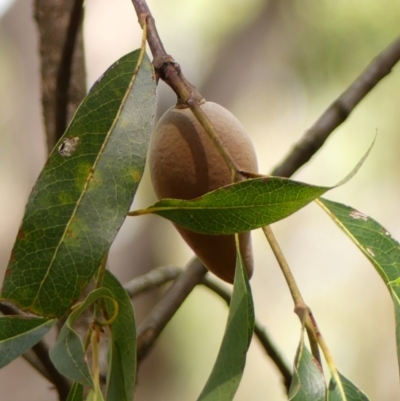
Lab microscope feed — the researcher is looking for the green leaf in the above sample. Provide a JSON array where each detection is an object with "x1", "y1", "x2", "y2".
[
  {"x1": 0, "y1": 316, "x2": 55, "y2": 368},
  {"x1": 49, "y1": 287, "x2": 114, "y2": 387},
  {"x1": 132, "y1": 177, "x2": 329, "y2": 235},
  {"x1": 103, "y1": 271, "x2": 136, "y2": 401},
  {"x1": 197, "y1": 236, "x2": 254, "y2": 401},
  {"x1": 289, "y1": 331, "x2": 325, "y2": 401},
  {"x1": 130, "y1": 136, "x2": 374, "y2": 235},
  {"x1": 327, "y1": 372, "x2": 370, "y2": 401},
  {"x1": 2, "y1": 49, "x2": 156, "y2": 317},
  {"x1": 318, "y1": 198, "x2": 400, "y2": 369},
  {"x1": 66, "y1": 383, "x2": 84, "y2": 401}
]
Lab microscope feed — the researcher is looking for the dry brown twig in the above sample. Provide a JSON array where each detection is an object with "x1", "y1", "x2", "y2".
[
  {"x1": 35, "y1": 0, "x2": 86, "y2": 152},
  {"x1": 136, "y1": 258, "x2": 208, "y2": 362}
]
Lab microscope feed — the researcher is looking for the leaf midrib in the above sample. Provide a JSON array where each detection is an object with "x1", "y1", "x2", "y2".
[{"x1": 31, "y1": 55, "x2": 144, "y2": 312}]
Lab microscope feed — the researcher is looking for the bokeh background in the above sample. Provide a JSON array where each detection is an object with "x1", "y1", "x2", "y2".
[{"x1": 1, "y1": 0, "x2": 400, "y2": 400}]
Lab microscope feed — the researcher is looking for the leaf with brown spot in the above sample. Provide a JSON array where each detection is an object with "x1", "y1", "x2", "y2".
[{"x1": 2, "y1": 49, "x2": 156, "y2": 317}]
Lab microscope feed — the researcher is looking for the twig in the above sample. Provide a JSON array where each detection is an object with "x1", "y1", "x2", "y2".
[
  {"x1": 272, "y1": 35, "x2": 400, "y2": 178},
  {"x1": 124, "y1": 265, "x2": 182, "y2": 297},
  {"x1": 20, "y1": 349, "x2": 52, "y2": 381},
  {"x1": 262, "y1": 226, "x2": 321, "y2": 365},
  {"x1": 131, "y1": 0, "x2": 202, "y2": 104},
  {"x1": 262, "y1": 227, "x2": 303, "y2": 306},
  {"x1": 125, "y1": 265, "x2": 292, "y2": 390},
  {"x1": 201, "y1": 276, "x2": 292, "y2": 392},
  {"x1": 54, "y1": 0, "x2": 85, "y2": 142},
  {"x1": 34, "y1": 0, "x2": 86, "y2": 152},
  {"x1": 131, "y1": 0, "x2": 242, "y2": 181},
  {"x1": 307, "y1": 310, "x2": 347, "y2": 398},
  {"x1": 0, "y1": 302, "x2": 71, "y2": 401},
  {"x1": 31, "y1": 341, "x2": 71, "y2": 401},
  {"x1": 136, "y1": 258, "x2": 207, "y2": 363},
  {"x1": 0, "y1": 302, "x2": 20, "y2": 316}
]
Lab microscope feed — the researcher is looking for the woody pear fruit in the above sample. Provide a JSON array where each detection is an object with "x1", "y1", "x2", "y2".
[{"x1": 148, "y1": 101, "x2": 258, "y2": 283}]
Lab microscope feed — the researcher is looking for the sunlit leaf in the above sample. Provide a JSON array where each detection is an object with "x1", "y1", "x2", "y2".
[
  {"x1": 49, "y1": 288, "x2": 114, "y2": 387},
  {"x1": 327, "y1": 371, "x2": 370, "y2": 401},
  {"x1": 131, "y1": 177, "x2": 329, "y2": 234},
  {"x1": 2, "y1": 49, "x2": 156, "y2": 317},
  {"x1": 104, "y1": 271, "x2": 136, "y2": 401},
  {"x1": 318, "y1": 198, "x2": 400, "y2": 370},
  {"x1": 289, "y1": 330, "x2": 325, "y2": 401},
  {"x1": 0, "y1": 316, "x2": 55, "y2": 368},
  {"x1": 130, "y1": 137, "x2": 374, "y2": 235},
  {"x1": 197, "y1": 236, "x2": 254, "y2": 400}
]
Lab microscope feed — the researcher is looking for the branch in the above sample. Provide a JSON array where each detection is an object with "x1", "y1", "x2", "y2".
[
  {"x1": 124, "y1": 265, "x2": 182, "y2": 298},
  {"x1": 131, "y1": 0, "x2": 202, "y2": 105},
  {"x1": 201, "y1": 276, "x2": 292, "y2": 393},
  {"x1": 131, "y1": 0, "x2": 243, "y2": 181},
  {"x1": 126, "y1": 266, "x2": 292, "y2": 391},
  {"x1": 0, "y1": 302, "x2": 70, "y2": 401},
  {"x1": 34, "y1": 0, "x2": 86, "y2": 153},
  {"x1": 31, "y1": 341, "x2": 71, "y2": 401},
  {"x1": 54, "y1": 0, "x2": 85, "y2": 143},
  {"x1": 19, "y1": 349, "x2": 52, "y2": 381},
  {"x1": 272, "y1": 35, "x2": 400, "y2": 178},
  {"x1": 136, "y1": 258, "x2": 207, "y2": 363},
  {"x1": 262, "y1": 226, "x2": 321, "y2": 365}
]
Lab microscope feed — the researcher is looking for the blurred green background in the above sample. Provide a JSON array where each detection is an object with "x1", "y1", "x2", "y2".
[{"x1": 1, "y1": 0, "x2": 400, "y2": 400}]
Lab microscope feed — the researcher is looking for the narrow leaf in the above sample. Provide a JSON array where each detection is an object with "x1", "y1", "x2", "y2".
[
  {"x1": 318, "y1": 198, "x2": 400, "y2": 369},
  {"x1": 327, "y1": 372, "x2": 370, "y2": 401},
  {"x1": 289, "y1": 330, "x2": 325, "y2": 401},
  {"x1": 2, "y1": 49, "x2": 156, "y2": 317},
  {"x1": 103, "y1": 271, "x2": 136, "y2": 401},
  {"x1": 0, "y1": 316, "x2": 55, "y2": 368},
  {"x1": 49, "y1": 288, "x2": 114, "y2": 387},
  {"x1": 130, "y1": 137, "x2": 374, "y2": 235},
  {"x1": 66, "y1": 383, "x2": 84, "y2": 401},
  {"x1": 132, "y1": 177, "x2": 329, "y2": 234},
  {"x1": 197, "y1": 236, "x2": 254, "y2": 401}
]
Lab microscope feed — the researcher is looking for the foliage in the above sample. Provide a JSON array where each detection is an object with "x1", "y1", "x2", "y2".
[{"x1": 1, "y1": 2, "x2": 400, "y2": 401}]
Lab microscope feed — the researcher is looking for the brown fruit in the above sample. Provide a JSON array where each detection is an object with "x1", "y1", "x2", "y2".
[{"x1": 148, "y1": 101, "x2": 258, "y2": 283}]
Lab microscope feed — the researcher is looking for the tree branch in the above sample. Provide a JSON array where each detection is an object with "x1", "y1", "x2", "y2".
[
  {"x1": 200, "y1": 276, "x2": 292, "y2": 393},
  {"x1": 131, "y1": 0, "x2": 245, "y2": 181},
  {"x1": 125, "y1": 266, "x2": 292, "y2": 391},
  {"x1": 124, "y1": 265, "x2": 182, "y2": 297},
  {"x1": 272, "y1": 35, "x2": 400, "y2": 178},
  {"x1": 31, "y1": 341, "x2": 71, "y2": 401},
  {"x1": 131, "y1": 0, "x2": 203, "y2": 105},
  {"x1": 19, "y1": 349, "x2": 52, "y2": 381},
  {"x1": 54, "y1": 0, "x2": 85, "y2": 143},
  {"x1": 34, "y1": 0, "x2": 86, "y2": 153},
  {"x1": 136, "y1": 258, "x2": 207, "y2": 363}
]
